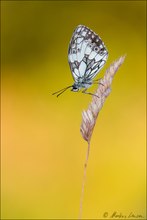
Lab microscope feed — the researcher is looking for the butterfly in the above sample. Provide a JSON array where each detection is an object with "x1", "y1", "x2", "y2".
[{"x1": 52, "y1": 24, "x2": 108, "y2": 97}]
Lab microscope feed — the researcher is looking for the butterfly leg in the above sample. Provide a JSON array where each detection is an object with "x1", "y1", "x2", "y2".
[
  {"x1": 93, "y1": 77, "x2": 102, "y2": 82},
  {"x1": 93, "y1": 78, "x2": 104, "y2": 86},
  {"x1": 82, "y1": 89, "x2": 99, "y2": 98}
]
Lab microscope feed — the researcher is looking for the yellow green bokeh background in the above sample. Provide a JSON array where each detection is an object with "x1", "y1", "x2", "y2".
[{"x1": 1, "y1": 1, "x2": 146, "y2": 219}]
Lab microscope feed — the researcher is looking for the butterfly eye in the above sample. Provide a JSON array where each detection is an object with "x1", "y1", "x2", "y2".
[{"x1": 72, "y1": 85, "x2": 79, "y2": 92}]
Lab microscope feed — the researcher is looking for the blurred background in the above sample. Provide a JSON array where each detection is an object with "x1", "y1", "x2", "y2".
[{"x1": 1, "y1": 1, "x2": 146, "y2": 219}]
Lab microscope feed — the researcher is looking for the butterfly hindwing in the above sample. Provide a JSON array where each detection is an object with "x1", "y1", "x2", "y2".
[{"x1": 68, "y1": 25, "x2": 108, "y2": 82}]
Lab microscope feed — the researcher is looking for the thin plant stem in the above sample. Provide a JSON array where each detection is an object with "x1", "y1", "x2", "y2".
[{"x1": 79, "y1": 140, "x2": 91, "y2": 219}]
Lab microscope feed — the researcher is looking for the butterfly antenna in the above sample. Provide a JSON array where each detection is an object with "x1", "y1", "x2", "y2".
[{"x1": 52, "y1": 85, "x2": 73, "y2": 97}]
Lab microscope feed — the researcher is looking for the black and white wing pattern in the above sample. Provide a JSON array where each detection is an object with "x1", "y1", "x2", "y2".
[{"x1": 68, "y1": 25, "x2": 108, "y2": 82}]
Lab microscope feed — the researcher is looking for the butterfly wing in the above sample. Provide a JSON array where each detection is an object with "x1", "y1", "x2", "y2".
[{"x1": 68, "y1": 25, "x2": 108, "y2": 82}]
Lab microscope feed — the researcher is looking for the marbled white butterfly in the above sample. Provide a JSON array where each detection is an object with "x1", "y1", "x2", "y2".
[{"x1": 52, "y1": 25, "x2": 108, "y2": 97}]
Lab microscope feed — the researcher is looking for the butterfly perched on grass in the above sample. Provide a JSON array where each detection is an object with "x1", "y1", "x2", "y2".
[{"x1": 52, "y1": 25, "x2": 108, "y2": 97}]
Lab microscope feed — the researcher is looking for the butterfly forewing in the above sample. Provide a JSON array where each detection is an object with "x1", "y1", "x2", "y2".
[{"x1": 68, "y1": 25, "x2": 108, "y2": 82}]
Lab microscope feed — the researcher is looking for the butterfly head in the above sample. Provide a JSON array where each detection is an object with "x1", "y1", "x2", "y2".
[{"x1": 71, "y1": 84, "x2": 79, "y2": 92}]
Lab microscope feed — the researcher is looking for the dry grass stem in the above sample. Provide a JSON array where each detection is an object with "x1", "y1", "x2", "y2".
[
  {"x1": 79, "y1": 55, "x2": 126, "y2": 219},
  {"x1": 80, "y1": 55, "x2": 126, "y2": 142}
]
